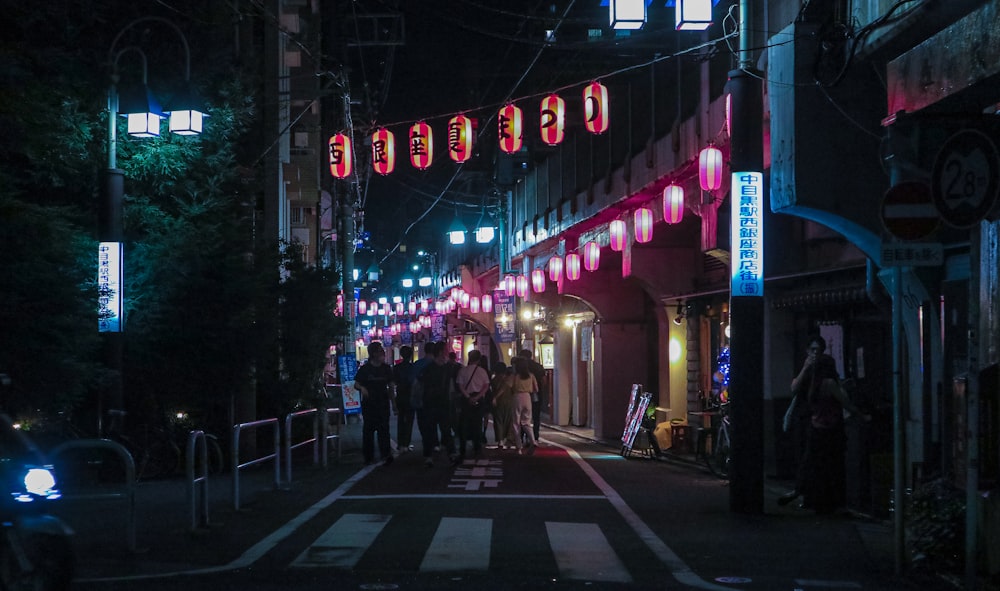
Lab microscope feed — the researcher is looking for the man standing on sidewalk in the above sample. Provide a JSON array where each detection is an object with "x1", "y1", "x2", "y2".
[
  {"x1": 354, "y1": 341, "x2": 395, "y2": 466},
  {"x1": 454, "y1": 349, "x2": 490, "y2": 463},
  {"x1": 519, "y1": 349, "x2": 547, "y2": 443}
]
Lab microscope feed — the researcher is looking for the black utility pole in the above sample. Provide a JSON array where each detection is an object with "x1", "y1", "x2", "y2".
[{"x1": 727, "y1": 0, "x2": 765, "y2": 514}]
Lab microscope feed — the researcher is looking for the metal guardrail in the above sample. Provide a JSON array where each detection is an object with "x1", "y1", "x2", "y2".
[
  {"x1": 231, "y1": 418, "x2": 280, "y2": 511},
  {"x1": 186, "y1": 430, "x2": 210, "y2": 531},
  {"x1": 322, "y1": 407, "x2": 342, "y2": 467},
  {"x1": 283, "y1": 409, "x2": 320, "y2": 484},
  {"x1": 49, "y1": 438, "x2": 137, "y2": 552}
]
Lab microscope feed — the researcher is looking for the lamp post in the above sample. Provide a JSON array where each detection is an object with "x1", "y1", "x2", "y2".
[{"x1": 100, "y1": 16, "x2": 204, "y2": 436}]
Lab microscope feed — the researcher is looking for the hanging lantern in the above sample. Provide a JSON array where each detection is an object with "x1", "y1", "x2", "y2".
[
  {"x1": 461, "y1": 292, "x2": 471, "y2": 309},
  {"x1": 699, "y1": 145, "x2": 723, "y2": 191},
  {"x1": 328, "y1": 133, "x2": 352, "y2": 178},
  {"x1": 481, "y1": 293, "x2": 493, "y2": 313},
  {"x1": 420, "y1": 299, "x2": 429, "y2": 313},
  {"x1": 609, "y1": 220, "x2": 626, "y2": 252},
  {"x1": 409, "y1": 121, "x2": 433, "y2": 170},
  {"x1": 531, "y1": 269, "x2": 546, "y2": 293},
  {"x1": 663, "y1": 184, "x2": 685, "y2": 224},
  {"x1": 408, "y1": 301, "x2": 417, "y2": 315},
  {"x1": 565, "y1": 253, "x2": 582, "y2": 281},
  {"x1": 395, "y1": 302, "x2": 404, "y2": 315},
  {"x1": 371, "y1": 128, "x2": 395, "y2": 175},
  {"x1": 470, "y1": 295, "x2": 480, "y2": 313},
  {"x1": 504, "y1": 274, "x2": 516, "y2": 296},
  {"x1": 583, "y1": 81, "x2": 609, "y2": 135},
  {"x1": 357, "y1": 299, "x2": 367, "y2": 315},
  {"x1": 447, "y1": 114, "x2": 473, "y2": 163},
  {"x1": 421, "y1": 314, "x2": 432, "y2": 328},
  {"x1": 634, "y1": 207, "x2": 654, "y2": 243},
  {"x1": 583, "y1": 241, "x2": 600, "y2": 271},
  {"x1": 498, "y1": 103, "x2": 523, "y2": 154},
  {"x1": 516, "y1": 275, "x2": 528, "y2": 298},
  {"x1": 548, "y1": 255, "x2": 563, "y2": 282},
  {"x1": 367, "y1": 306, "x2": 376, "y2": 316},
  {"x1": 539, "y1": 94, "x2": 565, "y2": 146},
  {"x1": 675, "y1": 0, "x2": 714, "y2": 31}
]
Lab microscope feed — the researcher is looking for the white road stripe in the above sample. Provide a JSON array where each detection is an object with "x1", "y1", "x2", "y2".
[
  {"x1": 421, "y1": 517, "x2": 491, "y2": 572},
  {"x1": 291, "y1": 513, "x2": 391, "y2": 568},
  {"x1": 547, "y1": 522, "x2": 631, "y2": 583}
]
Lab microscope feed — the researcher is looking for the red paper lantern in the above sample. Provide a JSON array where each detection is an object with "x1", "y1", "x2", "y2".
[
  {"x1": 609, "y1": 220, "x2": 626, "y2": 252},
  {"x1": 448, "y1": 115, "x2": 474, "y2": 163},
  {"x1": 481, "y1": 294, "x2": 493, "y2": 313},
  {"x1": 461, "y1": 292, "x2": 471, "y2": 308},
  {"x1": 328, "y1": 133, "x2": 352, "y2": 178},
  {"x1": 498, "y1": 103, "x2": 523, "y2": 154},
  {"x1": 583, "y1": 81, "x2": 609, "y2": 134},
  {"x1": 371, "y1": 128, "x2": 395, "y2": 175},
  {"x1": 539, "y1": 94, "x2": 565, "y2": 146},
  {"x1": 565, "y1": 253, "x2": 581, "y2": 281},
  {"x1": 408, "y1": 301, "x2": 417, "y2": 315},
  {"x1": 357, "y1": 299, "x2": 367, "y2": 315},
  {"x1": 548, "y1": 255, "x2": 563, "y2": 282},
  {"x1": 409, "y1": 121, "x2": 433, "y2": 170},
  {"x1": 634, "y1": 207, "x2": 654, "y2": 243},
  {"x1": 395, "y1": 302, "x2": 403, "y2": 315},
  {"x1": 470, "y1": 296, "x2": 480, "y2": 313},
  {"x1": 583, "y1": 241, "x2": 600, "y2": 271},
  {"x1": 531, "y1": 269, "x2": 546, "y2": 293},
  {"x1": 699, "y1": 145, "x2": 723, "y2": 191},
  {"x1": 420, "y1": 299, "x2": 429, "y2": 313},
  {"x1": 663, "y1": 184, "x2": 685, "y2": 224},
  {"x1": 516, "y1": 275, "x2": 528, "y2": 298}
]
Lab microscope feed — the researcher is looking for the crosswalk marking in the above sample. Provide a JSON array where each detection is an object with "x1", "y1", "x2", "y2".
[
  {"x1": 290, "y1": 513, "x2": 390, "y2": 568},
  {"x1": 546, "y1": 522, "x2": 632, "y2": 583},
  {"x1": 420, "y1": 517, "x2": 492, "y2": 572}
]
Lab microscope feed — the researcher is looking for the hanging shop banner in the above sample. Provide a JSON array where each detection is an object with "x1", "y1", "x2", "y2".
[
  {"x1": 493, "y1": 290, "x2": 515, "y2": 344},
  {"x1": 336, "y1": 353, "x2": 361, "y2": 415},
  {"x1": 731, "y1": 171, "x2": 764, "y2": 297},
  {"x1": 431, "y1": 313, "x2": 446, "y2": 342}
]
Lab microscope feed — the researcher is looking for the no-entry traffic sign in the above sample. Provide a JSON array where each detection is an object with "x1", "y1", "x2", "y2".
[{"x1": 881, "y1": 180, "x2": 940, "y2": 241}]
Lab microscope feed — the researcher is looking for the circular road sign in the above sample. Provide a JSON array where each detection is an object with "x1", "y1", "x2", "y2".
[
  {"x1": 881, "y1": 180, "x2": 939, "y2": 241},
  {"x1": 931, "y1": 129, "x2": 1000, "y2": 228}
]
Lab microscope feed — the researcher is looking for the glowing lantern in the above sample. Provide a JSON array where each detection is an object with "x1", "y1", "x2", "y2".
[
  {"x1": 409, "y1": 121, "x2": 433, "y2": 170},
  {"x1": 565, "y1": 253, "x2": 582, "y2": 281},
  {"x1": 447, "y1": 115, "x2": 473, "y2": 163},
  {"x1": 548, "y1": 255, "x2": 563, "y2": 282},
  {"x1": 371, "y1": 128, "x2": 395, "y2": 175},
  {"x1": 583, "y1": 241, "x2": 600, "y2": 271},
  {"x1": 583, "y1": 82, "x2": 609, "y2": 135},
  {"x1": 676, "y1": 0, "x2": 713, "y2": 31},
  {"x1": 634, "y1": 207, "x2": 654, "y2": 243},
  {"x1": 504, "y1": 274, "x2": 516, "y2": 296},
  {"x1": 421, "y1": 314, "x2": 432, "y2": 328},
  {"x1": 663, "y1": 184, "x2": 685, "y2": 224},
  {"x1": 498, "y1": 103, "x2": 523, "y2": 154},
  {"x1": 531, "y1": 269, "x2": 546, "y2": 293},
  {"x1": 395, "y1": 302, "x2": 403, "y2": 315},
  {"x1": 470, "y1": 296, "x2": 480, "y2": 313},
  {"x1": 357, "y1": 299, "x2": 367, "y2": 315},
  {"x1": 481, "y1": 294, "x2": 493, "y2": 313},
  {"x1": 516, "y1": 275, "x2": 528, "y2": 298},
  {"x1": 461, "y1": 292, "x2": 471, "y2": 309},
  {"x1": 539, "y1": 94, "x2": 565, "y2": 146},
  {"x1": 328, "y1": 133, "x2": 352, "y2": 178},
  {"x1": 609, "y1": 220, "x2": 626, "y2": 252},
  {"x1": 420, "y1": 299, "x2": 429, "y2": 313},
  {"x1": 408, "y1": 301, "x2": 417, "y2": 315},
  {"x1": 699, "y1": 145, "x2": 723, "y2": 191}
]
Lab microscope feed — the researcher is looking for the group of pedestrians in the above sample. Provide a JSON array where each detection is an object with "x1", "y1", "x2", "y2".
[{"x1": 352, "y1": 340, "x2": 547, "y2": 467}]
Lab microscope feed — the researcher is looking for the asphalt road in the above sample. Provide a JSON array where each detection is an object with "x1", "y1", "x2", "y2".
[{"x1": 63, "y1": 427, "x2": 945, "y2": 591}]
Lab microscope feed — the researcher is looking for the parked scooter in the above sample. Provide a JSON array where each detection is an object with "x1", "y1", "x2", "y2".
[{"x1": 0, "y1": 406, "x2": 74, "y2": 590}]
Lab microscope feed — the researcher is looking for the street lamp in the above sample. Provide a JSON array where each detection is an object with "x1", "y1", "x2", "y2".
[{"x1": 99, "y1": 16, "x2": 205, "y2": 435}]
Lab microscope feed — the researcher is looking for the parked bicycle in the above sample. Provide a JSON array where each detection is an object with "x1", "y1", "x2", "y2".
[{"x1": 704, "y1": 391, "x2": 731, "y2": 479}]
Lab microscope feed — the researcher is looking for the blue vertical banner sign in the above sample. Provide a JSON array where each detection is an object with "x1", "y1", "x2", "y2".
[
  {"x1": 336, "y1": 353, "x2": 361, "y2": 415},
  {"x1": 493, "y1": 290, "x2": 515, "y2": 343},
  {"x1": 730, "y1": 172, "x2": 764, "y2": 296},
  {"x1": 98, "y1": 242, "x2": 123, "y2": 332}
]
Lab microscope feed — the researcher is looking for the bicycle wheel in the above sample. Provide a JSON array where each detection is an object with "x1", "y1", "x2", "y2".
[{"x1": 706, "y1": 428, "x2": 731, "y2": 479}]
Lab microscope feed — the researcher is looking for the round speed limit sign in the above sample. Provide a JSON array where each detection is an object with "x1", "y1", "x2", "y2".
[{"x1": 931, "y1": 129, "x2": 1000, "y2": 228}]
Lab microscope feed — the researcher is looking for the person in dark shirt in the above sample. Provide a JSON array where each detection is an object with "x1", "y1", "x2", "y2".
[
  {"x1": 392, "y1": 345, "x2": 417, "y2": 452},
  {"x1": 354, "y1": 341, "x2": 395, "y2": 466},
  {"x1": 519, "y1": 349, "x2": 547, "y2": 442},
  {"x1": 416, "y1": 341, "x2": 456, "y2": 467}
]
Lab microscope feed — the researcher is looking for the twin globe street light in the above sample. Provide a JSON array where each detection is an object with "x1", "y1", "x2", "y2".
[{"x1": 99, "y1": 16, "x2": 206, "y2": 434}]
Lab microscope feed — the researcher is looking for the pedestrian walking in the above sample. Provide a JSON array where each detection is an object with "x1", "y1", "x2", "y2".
[
  {"x1": 353, "y1": 341, "x2": 396, "y2": 466},
  {"x1": 415, "y1": 341, "x2": 457, "y2": 467},
  {"x1": 392, "y1": 345, "x2": 417, "y2": 452},
  {"x1": 454, "y1": 350, "x2": 490, "y2": 463},
  {"x1": 490, "y1": 362, "x2": 517, "y2": 449},
  {"x1": 511, "y1": 357, "x2": 538, "y2": 455},
  {"x1": 519, "y1": 349, "x2": 547, "y2": 443}
]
